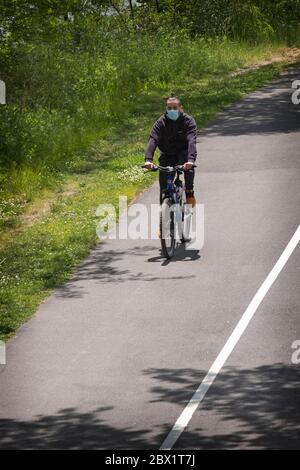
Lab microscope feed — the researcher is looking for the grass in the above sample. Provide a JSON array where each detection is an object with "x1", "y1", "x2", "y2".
[
  {"x1": 0, "y1": 44, "x2": 298, "y2": 341},
  {"x1": 0, "y1": 38, "x2": 294, "y2": 218}
]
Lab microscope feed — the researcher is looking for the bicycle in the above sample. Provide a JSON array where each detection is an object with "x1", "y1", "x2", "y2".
[{"x1": 142, "y1": 164, "x2": 196, "y2": 259}]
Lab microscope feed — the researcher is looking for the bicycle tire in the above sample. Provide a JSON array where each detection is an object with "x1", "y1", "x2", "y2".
[{"x1": 160, "y1": 198, "x2": 175, "y2": 259}]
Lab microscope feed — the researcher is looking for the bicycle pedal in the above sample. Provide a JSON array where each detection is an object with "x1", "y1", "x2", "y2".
[{"x1": 181, "y1": 236, "x2": 192, "y2": 244}]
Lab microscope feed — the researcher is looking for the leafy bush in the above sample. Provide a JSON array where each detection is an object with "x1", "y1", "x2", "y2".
[{"x1": 0, "y1": 1, "x2": 299, "y2": 201}]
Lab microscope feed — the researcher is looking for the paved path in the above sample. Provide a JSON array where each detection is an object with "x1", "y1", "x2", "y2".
[{"x1": 0, "y1": 66, "x2": 299, "y2": 449}]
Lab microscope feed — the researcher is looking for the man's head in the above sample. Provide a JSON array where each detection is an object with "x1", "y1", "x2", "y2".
[{"x1": 165, "y1": 96, "x2": 182, "y2": 121}]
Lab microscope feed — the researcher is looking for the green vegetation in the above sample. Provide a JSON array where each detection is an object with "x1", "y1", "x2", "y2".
[
  {"x1": 0, "y1": 1, "x2": 300, "y2": 340},
  {"x1": 0, "y1": 59, "x2": 293, "y2": 341}
]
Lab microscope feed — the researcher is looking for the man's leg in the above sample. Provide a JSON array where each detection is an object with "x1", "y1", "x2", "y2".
[{"x1": 178, "y1": 151, "x2": 196, "y2": 207}]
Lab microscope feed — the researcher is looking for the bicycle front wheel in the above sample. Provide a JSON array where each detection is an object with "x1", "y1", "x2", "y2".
[{"x1": 160, "y1": 198, "x2": 175, "y2": 259}]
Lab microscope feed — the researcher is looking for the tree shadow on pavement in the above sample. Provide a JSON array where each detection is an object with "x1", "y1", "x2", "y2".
[
  {"x1": 143, "y1": 362, "x2": 300, "y2": 449},
  {"x1": 202, "y1": 68, "x2": 300, "y2": 138},
  {"x1": 0, "y1": 405, "x2": 198, "y2": 450},
  {"x1": 1, "y1": 363, "x2": 298, "y2": 449},
  {"x1": 0, "y1": 406, "x2": 154, "y2": 449},
  {"x1": 55, "y1": 242, "x2": 195, "y2": 298}
]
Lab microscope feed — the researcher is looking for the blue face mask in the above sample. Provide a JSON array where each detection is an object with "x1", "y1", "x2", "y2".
[{"x1": 166, "y1": 109, "x2": 180, "y2": 121}]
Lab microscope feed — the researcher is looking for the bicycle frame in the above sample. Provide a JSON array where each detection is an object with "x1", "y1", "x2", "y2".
[
  {"x1": 164, "y1": 169, "x2": 184, "y2": 203},
  {"x1": 142, "y1": 163, "x2": 196, "y2": 258}
]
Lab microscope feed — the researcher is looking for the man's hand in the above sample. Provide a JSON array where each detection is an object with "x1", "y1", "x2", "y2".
[
  {"x1": 184, "y1": 161, "x2": 194, "y2": 170},
  {"x1": 144, "y1": 160, "x2": 155, "y2": 169}
]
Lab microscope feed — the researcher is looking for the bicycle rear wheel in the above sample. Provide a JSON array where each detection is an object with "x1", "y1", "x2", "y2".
[
  {"x1": 160, "y1": 198, "x2": 175, "y2": 259},
  {"x1": 182, "y1": 195, "x2": 192, "y2": 243}
]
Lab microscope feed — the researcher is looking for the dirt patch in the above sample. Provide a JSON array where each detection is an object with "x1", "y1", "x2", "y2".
[
  {"x1": 230, "y1": 47, "x2": 300, "y2": 77},
  {"x1": 0, "y1": 181, "x2": 80, "y2": 250},
  {"x1": 20, "y1": 182, "x2": 79, "y2": 227},
  {"x1": 20, "y1": 199, "x2": 52, "y2": 226}
]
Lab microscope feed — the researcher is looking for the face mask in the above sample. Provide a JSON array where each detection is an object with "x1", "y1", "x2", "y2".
[{"x1": 166, "y1": 109, "x2": 180, "y2": 121}]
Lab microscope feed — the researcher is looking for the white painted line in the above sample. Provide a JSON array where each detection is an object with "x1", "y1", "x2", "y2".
[{"x1": 160, "y1": 225, "x2": 300, "y2": 450}]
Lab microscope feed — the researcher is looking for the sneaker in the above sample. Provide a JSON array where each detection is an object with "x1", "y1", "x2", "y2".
[{"x1": 186, "y1": 195, "x2": 196, "y2": 208}]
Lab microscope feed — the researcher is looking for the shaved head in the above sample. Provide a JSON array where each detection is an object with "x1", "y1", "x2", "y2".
[{"x1": 166, "y1": 96, "x2": 181, "y2": 106}]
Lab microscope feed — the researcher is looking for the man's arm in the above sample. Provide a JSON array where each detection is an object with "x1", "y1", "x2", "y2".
[
  {"x1": 145, "y1": 119, "x2": 162, "y2": 162},
  {"x1": 186, "y1": 117, "x2": 197, "y2": 162}
]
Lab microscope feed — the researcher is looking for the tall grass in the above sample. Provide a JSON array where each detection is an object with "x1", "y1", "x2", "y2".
[
  {"x1": 0, "y1": 25, "x2": 287, "y2": 207},
  {"x1": 1, "y1": 3, "x2": 299, "y2": 202}
]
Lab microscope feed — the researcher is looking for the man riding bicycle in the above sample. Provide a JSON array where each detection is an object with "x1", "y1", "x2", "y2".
[{"x1": 144, "y1": 95, "x2": 197, "y2": 208}]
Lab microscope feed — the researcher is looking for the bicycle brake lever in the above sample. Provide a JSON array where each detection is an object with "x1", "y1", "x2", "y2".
[{"x1": 141, "y1": 165, "x2": 158, "y2": 171}]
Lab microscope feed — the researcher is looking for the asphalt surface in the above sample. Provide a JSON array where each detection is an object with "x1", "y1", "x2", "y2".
[{"x1": 0, "y1": 66, "x2": 299, "y2": 450}]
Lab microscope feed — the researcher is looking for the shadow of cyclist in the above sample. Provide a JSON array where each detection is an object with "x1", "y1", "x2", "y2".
[{"x1": 148, "y1": 244, "x2": 201, "y2": 265}]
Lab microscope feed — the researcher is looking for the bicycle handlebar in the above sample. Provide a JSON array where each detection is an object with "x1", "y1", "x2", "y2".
[{"x1": 142, "y1": 164, "x2": 197, "y2": 172}]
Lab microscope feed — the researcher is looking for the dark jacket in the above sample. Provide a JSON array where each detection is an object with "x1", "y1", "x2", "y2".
[{"x1": 145, "y1": 112, "x2": 197, "y2": 162}]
